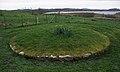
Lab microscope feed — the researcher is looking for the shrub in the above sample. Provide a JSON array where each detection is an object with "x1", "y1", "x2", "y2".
[
  {"x1": 53, "y1": 26, "x2": 72, "y2": 37},
  {"x1": 91, "y1": 19, "x2": 97, "y2": 21},
  {"x1": 0, "y1": 13, "x2": 3, "y2": 16},
  {"x1": 77, "y1": 13, "x2": 95, "y2": 17},
  {"x1": 104, "y1": 15, "x2": 116, "y2": 18}
]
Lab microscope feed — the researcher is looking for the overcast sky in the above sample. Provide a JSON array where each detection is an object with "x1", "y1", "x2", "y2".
[{"x1": 0, "y1": 0, "x2": 120, "y2": 10}]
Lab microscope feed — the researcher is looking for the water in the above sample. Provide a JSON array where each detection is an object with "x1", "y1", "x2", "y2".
[{"x1": 45, "y1": 11, "x2": 120, "y2": 15}]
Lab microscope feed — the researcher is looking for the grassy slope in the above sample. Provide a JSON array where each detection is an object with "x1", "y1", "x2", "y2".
[
  {"x1": 0, "y1": 11, "x2": 120, "y2": 72},
  {"x1": 10, "y1": 24, "x2": 110, "y2": 57}
]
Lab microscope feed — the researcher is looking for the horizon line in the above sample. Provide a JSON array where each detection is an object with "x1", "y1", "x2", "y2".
[{"x1": 1, "y1": 7, "x2": 120, "y2": 10}]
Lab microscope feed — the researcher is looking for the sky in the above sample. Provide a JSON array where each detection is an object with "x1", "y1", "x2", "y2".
[{"x1": 0, "y1": 0, "x2": 120, "y2": 10}]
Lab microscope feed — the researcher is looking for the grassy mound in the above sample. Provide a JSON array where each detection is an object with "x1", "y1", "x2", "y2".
[{"x1": 10, "y1": 24, "x2": 110, "y2": 59}]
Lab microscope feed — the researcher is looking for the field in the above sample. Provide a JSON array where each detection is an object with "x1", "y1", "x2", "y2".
[{"x1": 0, "y1": 11, "x2": 120, "y2": 72}]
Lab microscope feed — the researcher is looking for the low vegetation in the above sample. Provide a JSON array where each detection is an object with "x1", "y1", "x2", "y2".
[
  {"x1": 53, "y1": 26, "x2": 72, "y2": 37},
  {"x1": 10, "y1": 24, "x2": 110, "y2": 58},
  {"x1": 0, "y1": 11, "x2": 120, "y2": 72}
]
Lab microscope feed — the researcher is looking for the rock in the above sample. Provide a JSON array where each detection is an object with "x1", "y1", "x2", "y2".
[
  {"x1": 45, "y1": 56, "x2": 48, "y2": 57},
  {"x1": 59, "y1": 55, "x2": 72, "y2": 58},
  {"x1": 50, "y1": 55, "x2": 57, "y2": 58},
  {"x1": 10, "y1": 45, "x2": 15, "y2": 51},
  {"x1": 37, "y1": 56, "x2": 40, "y2": 58},
  {"x1": 84, "y1": 53, "x2": 91, "y2": 58},
  {"x1": 65, "y1": 55, "x2": 71, "y2": 57},
  {"x1": 19, "y1": 51, "x2": 24, "y2": 55}
]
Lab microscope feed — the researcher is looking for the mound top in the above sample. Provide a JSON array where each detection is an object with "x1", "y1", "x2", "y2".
[{"x1": 10, "y1": 24, "x2": 110, "y2": 60}]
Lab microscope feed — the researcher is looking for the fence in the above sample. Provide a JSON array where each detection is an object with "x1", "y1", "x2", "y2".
[
  {"x1": 0, "y1": 14, "x2": 61, "y2": 28},
  {"x1": 0, "y1": 14, "x2": 74, "y2": 28},
  {"x1": 0, "y1": 12, "x2": 91, "y2": 28}
]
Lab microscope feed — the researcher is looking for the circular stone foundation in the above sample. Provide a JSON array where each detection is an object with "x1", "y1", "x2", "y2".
[{"x1": 10, "y1": 24, "x2": 110, "y2": 61}]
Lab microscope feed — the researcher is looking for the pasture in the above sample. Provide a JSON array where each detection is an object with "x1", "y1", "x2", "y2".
[{"x1": 0, "y1": 10, "x2": 120, "y2": 72}]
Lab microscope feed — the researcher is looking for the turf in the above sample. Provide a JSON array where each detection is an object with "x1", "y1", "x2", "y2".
[
  {"x1": 0, "y1": 11, "x2": 120, "y2": 72},
  {"x1": 10, "y1": 24, "x2": 110, "y2": 57}
]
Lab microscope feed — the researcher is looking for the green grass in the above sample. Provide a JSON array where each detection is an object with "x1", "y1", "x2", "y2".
[
  {"x1": 10, "y1": 24, "x2": 110, "y2": 57},
  {"x1": 0, "y1": 11, "x2": 120, "y2": 72}
]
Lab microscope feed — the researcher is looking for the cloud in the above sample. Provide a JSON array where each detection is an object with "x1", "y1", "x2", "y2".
[{"x1": 0, "y1": 0, "x2": 120, "y2": 10}]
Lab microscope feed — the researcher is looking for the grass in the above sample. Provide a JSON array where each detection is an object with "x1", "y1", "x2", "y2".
[
  {"x1": 10, "y1": 24, "x2": 110, "y2": 57},
  {"x1": 0, "y1": 11, "x2": 120, "y2": 72}
]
